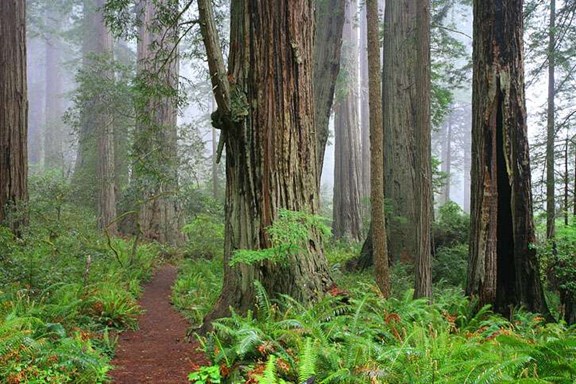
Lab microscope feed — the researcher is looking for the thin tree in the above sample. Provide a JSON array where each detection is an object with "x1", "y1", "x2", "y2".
[
  {"x1": 414, "y1": 0, "x2": 432, "y2": 299},
  {"x1": 198, "y1": 0, "x2": 333, "y2": 325},
  {"x1": 546, "y1": 0, "x2": 556, "y2": 239},
  {"x1": 467, "y1": 0, "x2": 550, "y2": 317},
  {"x1": 366, "y1": 0, "x2": 390, "y2": 297},
  {"x1": 0, "y1": 0, "x2": 28, "y2": 233}
]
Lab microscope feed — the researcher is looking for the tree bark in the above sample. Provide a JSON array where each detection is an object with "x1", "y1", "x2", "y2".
[
  {"x1": 546, "y1": 0, "x2": 556, "y2": 239},
  {"x1": 359, "y1": 4, "x2": 370, "y2": 201},
  {"x1": 382, "y1": 0, "x2": 419, "y2": 265},
  {"x1": 0, "y1": 0, "x2": 28, "y2": 233},
  {"x1": 467, "y1": 0, "x2": 550, "y2": 317},
  {"x1": 367, "y1": 0, "x2": 390, "y2": 297},
  {"x1": 199, "y1": 0, "x2": 333, "y2": 326},
  {"x1": 314, "y1": 0, "x2": 346, "y2": 180},
  {"x1": 413, "y1": 0, "x2": 433, "y2": 299},
  {"x1": 332, "y1": 0, "x2": 363, "y2": 242},
  {"x1": 134, "y1": 0, "x2": 184, "y2": 245}
]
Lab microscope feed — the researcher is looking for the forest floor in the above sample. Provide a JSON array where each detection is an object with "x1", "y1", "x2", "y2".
[{"x1": 109, "y1": 265, "x2": 206, "y2": 383}]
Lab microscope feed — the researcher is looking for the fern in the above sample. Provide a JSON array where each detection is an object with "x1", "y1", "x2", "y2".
[
  {"x1": 258, "y1": 355, "x2": 279, "y2": 384},
  {"x1": 297, "y1": 338, "x2": 317, "y2": 383}
]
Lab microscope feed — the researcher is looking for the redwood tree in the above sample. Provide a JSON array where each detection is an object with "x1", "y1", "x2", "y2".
[
  {"x1": 314, "y1": 0, "x2": 346, "y2": 178},
  {"x1": 0, "y1": 0, "x2": 28, "y2": 232},
  {"x1": 134, "y1": 0, "x2": 184, "y2": 245},
  {"x1": 198, "y1": 0, "x2": 333, "y2": 324},
  {"x1": 332, "y1": 0, "x2": 363, "y2": 242},
  {"x1": 366, "y1": 0, "x2": 390, "y2": 296},
  {"x1": 467, "y1": 0, "x2": 549, "y2": 316}
]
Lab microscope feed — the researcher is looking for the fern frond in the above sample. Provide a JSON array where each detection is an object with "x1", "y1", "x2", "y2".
[
  {"x1": 298, "y1": 338, "x2": 317, "y2": 383},
  {"x1": 254, "y1": 280, "x2": 273, "y2": 321}
]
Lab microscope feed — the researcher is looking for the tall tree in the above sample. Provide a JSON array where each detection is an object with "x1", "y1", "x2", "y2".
[
  {"x1": 413, "y1": 0, "x2": 432, "y2": 299},
  {"x1": 0, "y1": 0, "x2": 28, "y2": 233},
  {"x1": 44, "y1": 7, "x2": 65, "y2": 170},
  {"x1": 381, "y1": 0, "x2": 432, "y2": 297},
  {"x1": 366, "y1": 0, "x2": 390, "y2": 297},
  {"x1": 314, "y1": 0, "x2": 346, "y2": 178},
  {"x1": 73, "y1": 0, "x2": 117, "y2": 233},
  {"x1": 27, "y1": 36, "x2": 45, "y2": 166},
  {"x1": 546, "y1": 0, "x2": 556, "y2": 239},
  {"x1": 359, "y1": 4, "x2": 370, "y2": 201},
  {"x1": 332, "y1": 0, "x2": 363, "y2": 242},
  {"x1": 467, "y1": 0, "x2": 549, "y2": 316},
  {"x1": 198, "y1": 0, "x2": 333, "y2": 325},
  {"x1": 134, "y1": 0, "x2": 184, "y2": 245}
]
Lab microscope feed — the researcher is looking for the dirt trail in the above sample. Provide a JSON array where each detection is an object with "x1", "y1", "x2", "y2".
[{"x1": 110, "y1": 265, "x2": 206, "y2": 383}]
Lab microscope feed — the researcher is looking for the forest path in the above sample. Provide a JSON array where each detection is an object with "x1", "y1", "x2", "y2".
[{"x1": 110, "y1": 265, "x2": 206, "y2": 383}]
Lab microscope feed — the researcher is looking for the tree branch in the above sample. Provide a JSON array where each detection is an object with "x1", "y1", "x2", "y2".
[{"x1": 197, "y1": 0, "x2": 231, "y2": 116}]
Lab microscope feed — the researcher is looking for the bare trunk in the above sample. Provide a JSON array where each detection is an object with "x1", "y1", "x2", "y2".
[
  {"x1": 314, "y1": 0, "x2": 346, "y2": 179},
  {"x1": 27, "y1": 37, "x2": 44, "y2": 166},
  {"x1": 199, "y1": 0, "x2": 333, "y2": 326},
  {"x1": 332, "y1": 0, "x2": 363, "y2": 242},
  {"x1": 0, "y1": 0, "x2": 28, "y2": 233},
  {"x1": 440, "y1": 118, "x2": 452, "y2": 205},
  {"x1": 94, "y1": 0, "x2": 116, "y2": 234},
  {"x1": 44, "y1": 8, "x2": 64, "y2": 170},
  {"x1": 360, "y1": 4, "x2": 370, "y2": 199},
  {"x1": 467, "y1": 0, "x2": 549, "y2": 317},
  {"x1": 367, "y1": 0, "x2": 390, "y2": 297},
  {"x1": 546, "y1": 0, "x2": 556, "y2": 239},
  {"x1": 414, "y1": 0, "x2": 432, "y2": 299}
]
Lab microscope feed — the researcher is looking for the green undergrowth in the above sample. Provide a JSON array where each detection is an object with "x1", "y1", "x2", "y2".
[
  {"x1": 176, "y1": 241, "x2": 576, "y2": 383},
  {"x1": 0, "y1": 195, "x2": 157, "y2": 383},
  {"x1": 192, "y1": 284, "x2": 576, "y2": 383},
  {"x1": 172, "y1": 256, "x2": 223, "y2": 328}
]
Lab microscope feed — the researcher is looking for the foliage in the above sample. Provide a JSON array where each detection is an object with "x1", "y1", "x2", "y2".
[
  {"x1": 0, "y1": 183, "x2": 157, "y2": 383},
  {"x1": 433, "y1": 201, "x2": 470, "y2": 250},
  {"x1": 182, "y1": 214, "x2": 225, "y2": 259},
  {"x1": 230, "y1": 210, "x2": 331, "y2": 267},
  {"x1": 188, "y1": 365, "x2": 222, "y2": 384},
  {"x1": 538, "y1": 223, "x2": 576, "y2": 317},
  {"x1": 172, "y1": 257, "x2": 223, "y2": 328},
  {"x1": 194, "y1": 283, "x2": 576, "y2": 384}
]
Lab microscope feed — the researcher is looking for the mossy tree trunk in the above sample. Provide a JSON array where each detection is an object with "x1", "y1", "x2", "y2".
[
  {"x1": 0, "y1": 0, "x2": 28, "y2": 233},
  {"x1": 198, "y1": 0, "x2": 333, "y2": 326},
  {"x1": 467, "y1": 0, "x2": 550, "y2": 317}
]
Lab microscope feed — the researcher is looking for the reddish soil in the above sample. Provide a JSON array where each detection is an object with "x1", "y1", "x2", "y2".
[{"x1": 110, "y1": 265, "x2": 206, "y2": 383}]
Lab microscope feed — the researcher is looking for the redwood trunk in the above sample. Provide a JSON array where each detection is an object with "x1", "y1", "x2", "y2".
[
  {"x1": 200, "y1": 0, "x2": 333, "y2": 325},
  {"x1": 382, "y1": 0, "x2": 419, "y2": 264},
  {"x1": 314, "y1": 0, "x2": 346, "y2": 179},
  {"x1": 44, "y1": 8, "x2": 64, "y2": 170},
  {"x1": 367, "y1": 0, "x2": 390, "y2": 297},
  {"x1": 467, "y1": 0, "x2": 549, "y2": 316},
  {"x1": 135, "y1": 0, "x2": 183, "y2": 245},
  {"x1": 332, "y1": 0, "x2": 362, "y2": 242},
  {"x1": 0, "y1": 0, "x2": 28, "y2": 232}
]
